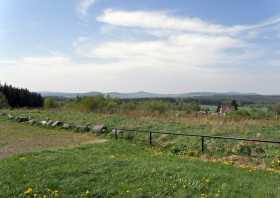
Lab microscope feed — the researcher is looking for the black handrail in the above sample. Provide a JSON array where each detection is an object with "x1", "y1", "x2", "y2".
[{"x1": 112, "y1": 128, "x2": 280, "y2": 152}]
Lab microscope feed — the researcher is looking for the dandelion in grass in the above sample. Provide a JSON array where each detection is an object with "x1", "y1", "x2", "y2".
[{"x1": 24, "y1": 187, "x2": 32, "y2": 194}]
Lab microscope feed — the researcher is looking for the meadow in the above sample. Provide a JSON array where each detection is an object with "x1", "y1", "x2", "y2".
[
  {"x1": 3, "y1": 108, "x2": 280, "y2": 171},
  {"x1": 1, "y1": 119, "x2": 280, "y2": 198},
  {"x1": 1, "y1": 96, "x2": 280, "y2": 197}
]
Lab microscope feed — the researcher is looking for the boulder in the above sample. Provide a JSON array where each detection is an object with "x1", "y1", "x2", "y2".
[
  {"x1": 51, "y1": 121, "x2": 63, "y2": 127},
  {"x1": 62, "y1": 123, "x2": 71, "y2": 130},
  {"x1": 7, "y1": 114, "x2": 14, "y2": 120},
  {"x1": 75, "y1": 125, "x2": 90, "y2": 133},
  {"x1": 15, "y1": 116, "x2": 29, "y2": 123},
  {"x1": 27, "y1": 119, "x2": 36, "y2": 125},
  {"x1": 91, "y1": 125, "x2": 107, "y2": 134},
  {"x1": 40, "y1": 120, "x2": 48, "y2": 126},
  {"x1": 111, "y1": 129, "x2": 123, "y2": 136},
  {"x1": 46, "y1": 120, "x2": 54, "y2": 127}
]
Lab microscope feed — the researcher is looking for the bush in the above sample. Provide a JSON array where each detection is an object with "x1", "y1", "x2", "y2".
[
  {"x1": 44, "y1": 97, "x2": 58, "y2": 109},
  {"x1": 232, "y1": 143, "x2": 252, "y2": 156},
  {"x1": 227, "y1": 109, "x2": 250, "y2": 119},
  {"x1": 78, "y1": 95, "x2": 107, "y2": 112},
  {"x1": 143, "y1": 100, "x2": 169, "y2": 114},
  {"x1": 176, "y1": 102, "x2": 201, "y2": 113}
]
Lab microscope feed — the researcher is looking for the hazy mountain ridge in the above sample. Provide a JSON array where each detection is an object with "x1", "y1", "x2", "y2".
[{"x1": 40, "y1": 91, "x2": 261, "y2": 99}]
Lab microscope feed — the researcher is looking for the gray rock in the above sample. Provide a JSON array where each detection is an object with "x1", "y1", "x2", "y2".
[
  {"x1": 91, "y1": 125, "x2": 107, "y2": 134},
  {"x1": 62, "y1": 123, "x2": 71, "y2": 130},
  {"x1": 27, "y1": 119, "x2": 36, "y2": 125},
  {"x1": 15, "y1": 116, "x2": 29, "y2": 123},
  {"x1": 111, "y1": 129, "x2": 123, "y2": 136},
  {"x1": 75, "y1": 125, "x2": 90, "y2": 133},
  {"x1": 46, "y1": 120, "x2": 54, "y2": 126},
  {"x1": 40, "y1": 120, "x2": 48, "y2": 126},
  {"x1": 7, "y1": 114, "x2": 14, "y2": 120},
  {"x1": 51, "y1": 121, "x2": 63, "y2": 127}
]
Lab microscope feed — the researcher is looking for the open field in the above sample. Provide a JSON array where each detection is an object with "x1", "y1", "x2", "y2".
[
  {"x1": 2, "y1": 109, "x2": 280, "y2": 170},
  {"x1": 6, "y1": 109, "x2": 280, "y2": 138},
  {"x1": 1, "y1": 111, "x2": 280, "y2": 197}
]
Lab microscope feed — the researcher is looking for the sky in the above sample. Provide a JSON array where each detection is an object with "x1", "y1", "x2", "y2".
[{"x1": 1, "y1": 0, "x2": 280, "y2": 94}]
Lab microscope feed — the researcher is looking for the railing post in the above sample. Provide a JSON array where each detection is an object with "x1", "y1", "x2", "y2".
[
  {"x1": 149, "y1": 131, "x2": 152, "y2": 145},
  {"x1": 201, "y1": 137, "x2": 205, "y2": 153}
]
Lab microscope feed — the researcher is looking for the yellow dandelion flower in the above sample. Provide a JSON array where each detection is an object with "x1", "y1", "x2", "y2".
[{"x1": 24, "y1": 187, "x2": 32, "y2": 194}]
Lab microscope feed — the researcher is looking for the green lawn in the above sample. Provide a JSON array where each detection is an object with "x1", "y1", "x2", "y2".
[{"x1": 0, "y1": 140, "x2": 280, "y2": 198}]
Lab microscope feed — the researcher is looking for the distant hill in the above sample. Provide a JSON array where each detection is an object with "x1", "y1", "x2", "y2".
[
  {"x1": 40, "y1": 91, "x2": 224, "y2": 98},
  {"x1": 40, "y1": 91, "x2": 280, "y2": 104},
  {"x1": 40, "y1": 91, "x2": 102, "y2": 98},
  {"x1": 40, "y1": 91, "x2": 260, "y2": 99}
]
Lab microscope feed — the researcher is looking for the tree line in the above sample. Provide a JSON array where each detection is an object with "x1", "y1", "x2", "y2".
[{"x1": 0, "y1": 83, "x2": 43, "y2": 108}]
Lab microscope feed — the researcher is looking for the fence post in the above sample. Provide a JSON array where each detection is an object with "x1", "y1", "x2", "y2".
[
  {"x1": 149, "y1": 131, "x2": 152, "y2": 145},
  {"x1": 201, "y1": 137, "x2": 205, "y2": 153}
]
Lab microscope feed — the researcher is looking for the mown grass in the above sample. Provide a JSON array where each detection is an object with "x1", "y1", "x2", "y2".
[
  {"x1": 4, "y1": 109, "x2": 280, "y2": 169},
  {"x1": 1, "y1": 140, "x2": 280, "y2": 198}
]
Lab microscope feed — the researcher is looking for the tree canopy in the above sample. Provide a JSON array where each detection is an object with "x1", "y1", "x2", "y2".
[{"x1": 0, "y1": 83, "x2": 43, "y2": 108}]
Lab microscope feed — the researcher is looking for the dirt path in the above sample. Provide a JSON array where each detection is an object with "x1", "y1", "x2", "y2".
[{"x1": 0, "y1": 120, "x2": 107, "y2": 159}]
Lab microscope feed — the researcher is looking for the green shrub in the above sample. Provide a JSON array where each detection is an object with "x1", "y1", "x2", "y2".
[
  {"x1": 176, "y1": 102, "x2": 201, "y2": 113},
  {"x1": 44, "y1": 97, "x2": 58, "y2": 109},
  {"x1": 143, "y1": 100, "x2": 169, "y2": 114},
  {"x1": 232, "y1": 143, "x2": 252, "y2": 156}
]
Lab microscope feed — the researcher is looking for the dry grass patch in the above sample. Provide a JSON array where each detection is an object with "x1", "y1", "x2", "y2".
[{"x1": 0, "y1": 119, "x2": 106, "y2": 159}]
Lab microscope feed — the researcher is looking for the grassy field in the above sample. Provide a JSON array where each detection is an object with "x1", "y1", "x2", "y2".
[
  {"x1": 3, "y1": 109, "x2": 280, "y2": 170},
  {"x1": 1, "y1": 116, "x2": 280, "y2": 197},
  {"x1": 1, "y1": 137, "x2": 280, "y2": 197},
  {"x1": 6, "y1": 109, "x2": 280, "y2": 138}
]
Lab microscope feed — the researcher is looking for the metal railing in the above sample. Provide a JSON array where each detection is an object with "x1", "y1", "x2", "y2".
[{"x1": 112, "y1": 128, "x2": 280, "y2": 153}]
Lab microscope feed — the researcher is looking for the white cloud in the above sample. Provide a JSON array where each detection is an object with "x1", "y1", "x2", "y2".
[
  {"x1": 21, "y1": 56, "x2": 71, "y2": 66},
  {"x1": 74, "y1": 33, "x2": 243, "y2": 69},
  {"x1": 97, "y1": 9, "x2": 280, "y2": 35},
  {"x1": 77, "y1": 0, "x2": 96, "y2": 16},
  {"x1": 3, "y1": 7, "x2": 280, "y2": 93}
]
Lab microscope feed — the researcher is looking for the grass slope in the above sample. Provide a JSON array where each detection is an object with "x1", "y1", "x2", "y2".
[{"x1": 0, "y1": 140, "x2": 280, "y2": 198}]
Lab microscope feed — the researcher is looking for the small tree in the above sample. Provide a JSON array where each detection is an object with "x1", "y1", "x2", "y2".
[
  {"x1": 44, "y1": 97, "x2": 57, "y2": 109},
  {"x1": 0, "y1": 92, "x2": 9, "y2": 109},
  {"x1": 217, "y1": 102, "x2": 222, "y2": 113},
  {"x1": 231, "y1": 100, "x2": 239, "y2": 111}
]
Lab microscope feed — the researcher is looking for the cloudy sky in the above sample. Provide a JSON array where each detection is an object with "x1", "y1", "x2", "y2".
[{"x1": 1, "y1": 0, "x2": 280, "y2": 94}]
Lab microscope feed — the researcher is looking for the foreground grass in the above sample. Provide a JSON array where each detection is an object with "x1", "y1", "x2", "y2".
[{"x1": 0, "y1": 140, "x2": 280, "y2": 198}]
